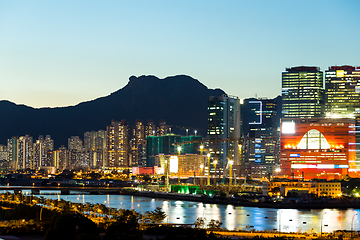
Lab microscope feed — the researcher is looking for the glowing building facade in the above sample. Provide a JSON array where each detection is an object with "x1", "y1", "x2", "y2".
[
  {"x1": 325, "y1": 65, "x2": 360, "y2": 117},
  {"x1": 279, "y1": 118, "x2": 357, "y2": 180},
  {"x1": 282, "y1": 66, "x2": 324, "y2": 118},
  {"x1": 106, "y1": 120, "x2": 130, "y2": 168}
]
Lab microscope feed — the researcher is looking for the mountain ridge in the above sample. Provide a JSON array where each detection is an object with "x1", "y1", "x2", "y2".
[{"x1": 0, "y1": 75, "x2": 225, "y2": 148}]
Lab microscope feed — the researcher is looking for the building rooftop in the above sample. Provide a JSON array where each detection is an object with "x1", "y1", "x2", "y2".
[{"x1": 285, "y1": 66, "x2": 320, "y2": 72}]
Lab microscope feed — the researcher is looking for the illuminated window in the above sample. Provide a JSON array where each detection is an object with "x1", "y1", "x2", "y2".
[{"x1": 297, "y1": 129, "x2": 330, "y2": 149}]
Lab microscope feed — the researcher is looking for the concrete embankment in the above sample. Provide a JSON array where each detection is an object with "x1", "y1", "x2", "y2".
[{"x1": 122, "y1": 191, "x2": 360, "y2": 209}]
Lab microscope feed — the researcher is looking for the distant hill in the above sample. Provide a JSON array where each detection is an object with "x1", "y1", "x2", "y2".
[{"x1": 0, "y1": 75, "x2": 225, "y2": 148}]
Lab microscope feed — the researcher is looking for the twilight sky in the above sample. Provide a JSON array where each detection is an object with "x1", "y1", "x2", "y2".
[{"x1": 1, "y1": 0, "x2": 359, "y2": 108}]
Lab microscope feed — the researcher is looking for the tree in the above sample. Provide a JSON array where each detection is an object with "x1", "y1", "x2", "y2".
[
  {"x1": 194, "y1": 217, "x2": 206, "y2": 228},
  {"x1": 144, "y1": 207, "x2": 166, "y2": 224},
  {"x1": 207, "y1": 219, "x2": 222, "y2": 230},
  {"x1": 103, "y1": 209, "x2": 142, "y2": 240},
  {"x1": 44, "y1": 213, "x2": 100, "y2": 240}
]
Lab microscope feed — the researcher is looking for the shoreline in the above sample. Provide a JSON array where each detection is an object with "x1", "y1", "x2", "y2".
[{"x1": 122, "y1": 190, "x2": 360, "y2": 209}]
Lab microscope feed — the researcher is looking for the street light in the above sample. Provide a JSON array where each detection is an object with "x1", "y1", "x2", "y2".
[
  {"x1": 207, "y1": 153, "x2": 211, "y2": 186},
  {"x1": 320, "y1": 211, "x2": 327, "y2": 238},
  {"x1": 352, "y1": 212, "x2": 358, "y2": 239},
  {"x1": 138, "y1": 204, "x2": 144, "y2": 225},
  {"x1": 199, "y1": 145, "x2": 204, "y2": 186},
  {"x1": 165, "y1": 159, "x2": 169, "y2": 192},
  {"x1": 104, "y1": 200, "x2": 110, "y2": 219},
  {"x1": 177, "y1": 146, "x2": 181, "y2": 184},
  {"x1": 228, "y1": 160, "x2": 234, "y2": 187},
  {"x1": 213, "y1": 160, "x2": 218, "y2": 185},
  {"x1": 120, "y1": 202, "x2": 126, "y2": 210},
  {"x1": 278, "y1": 210, "x2": 282, "y2": 237},
  {"x1": 200, "y1": 165, "x2": 204, "y2": 187}
]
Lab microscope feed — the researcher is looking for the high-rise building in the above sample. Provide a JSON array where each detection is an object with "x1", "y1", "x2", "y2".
[
  {"x1": 54, "y1": 146, "x2": 68, "y2": 171},
  {"x1": 7, "y1": 137, "x2": 18, "y2": 170},
  {"x1": 282, "y1": 66, "x2": 324, "y2": 118},
  {"x1": 68, "y1": 136, "x2": 83, "y2": 152},
  {"x1": 17, "y1": 135, "x2": 33, "y2": 170},
  {"x1": 325, "y1": 65, "x2": 360, "y2": 117},
  {"x1": 147, "y1": 134, "x2": 181, "y2": 167},
  {"x1": 84, "y1": 130, "x2": 107, "y2": 168},
  {"x1": 207, "y1": 94, "x2": 241, "y2": 170},
  {"x1": 34, "y1": 135, "x2": 54, "y2": 169},
  {"x1": 242, "y1": 96, "x2": 280, "y2": 178},
  {"x1": 157, "y1": 120, "x2": 169, "y2": 136},
  {"x1": 106, "y1": 120, "x2": 130, "y2": 167},
  {"x1": 146, "y1": 134, "x2": 203, "y2": 167},
  {"x1": 146, "y1": 120, "x2": 156, "y2": 137},
  {"x1": 130, "y1": 120, "x2": 145, "y2": 167},
  {"x1": 0, "y1": 145, "x2": 8, "y2": 169}
]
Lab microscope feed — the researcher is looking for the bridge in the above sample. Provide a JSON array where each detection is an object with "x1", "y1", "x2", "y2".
[{"x1": 0, "y1": 186, "x2": 123, "y2": 195}]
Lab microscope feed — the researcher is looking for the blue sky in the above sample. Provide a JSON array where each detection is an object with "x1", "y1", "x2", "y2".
[{"x1": 1, "y1": 0, "x2": 359, "y2": 108}]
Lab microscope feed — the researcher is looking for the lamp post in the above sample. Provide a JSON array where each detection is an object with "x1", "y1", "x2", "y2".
[
  {"x1": 165, "y1": 159, "x2": 169, "y2": 192},
  {"x1": 138, "y1": 204, "x2": 144, "y2": 225},
  {"x1": 104, "y1": 200, "x2": 110, "y2": 219},
  {"x1": 207, "y1": 153, "x2": 211, "y2": 185},
  {"x1": 200, "y1": 165, "x2": 204, "y2": 187},
  {"x1": 213, "y1": 160, "x2": 218, "y2": 186},
  {"x1": 228, "y1": 160, "x2": 234, "y2": 187},
  {"x1": 199, "y1": 145, "x2": 204, "y2": 186},
  {"x1": 120, "y1": 202, "x2": 126, "y2": 210},
  {"x1": 278, "y1": 210, "x2": 282, "y2": 237},
  {"x1": 352, "y1": 212, "x2": 358, "y2": 239},
  {"x1": 177, "y1": 146, "x2": 181, "y2": 184},
  {"x1": 320, "y1": 211, "x2": 327, "y2": 238}
]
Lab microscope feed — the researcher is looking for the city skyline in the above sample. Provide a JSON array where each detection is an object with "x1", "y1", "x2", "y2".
[{"x1": 1, "y1": 0, "x2": 359, "y2": 108}]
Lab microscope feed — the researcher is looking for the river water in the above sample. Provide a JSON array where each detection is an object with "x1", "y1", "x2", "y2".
[
  {"x1": 44, "y1": 193, "x2": 360, "y2": 233},
  {"x1": 2, "y1": 189, "x2": 359, "y2": 233}
]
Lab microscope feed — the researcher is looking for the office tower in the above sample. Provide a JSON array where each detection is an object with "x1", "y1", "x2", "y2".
[
  {"x1": 207, "y1": 94, "x2": 241, "y2": 170},
  {"x1": 242, "y1": 96, "x2": 280, "y2": 178},
  {"x1": 325, "y1": 66, "x2": 360, "y2": 117},
  {"x1": 106, "y1": 120, "x2": 130, "y2": 167},
  {"x1": 130, "y1": 120, "x2": 145, "y2": 167},
  {"x1": 7, "y1": 137, "x2": 17, "y2": 170},
  {"x1": 146, "y1": 120, "x2": 156, "y2": 137},
  {"x1": 282, "y1": 66, "x2": 324, "y2": 118},
  {"x1": 17, "y1": 135, "x2": 33, "y2": 170},
  {"x1": 324, "y1": 65, "x2": 360, "y2": 168}
]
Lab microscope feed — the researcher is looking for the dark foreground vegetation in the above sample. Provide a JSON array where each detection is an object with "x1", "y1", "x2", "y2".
[{"x1": 0, "y1": 192, "x2": 314, "y2": 239}]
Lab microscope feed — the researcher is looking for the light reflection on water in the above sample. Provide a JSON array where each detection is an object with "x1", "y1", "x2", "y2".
[{"x1": 4, "y1": 190, "x2": 359, "y2": 233}]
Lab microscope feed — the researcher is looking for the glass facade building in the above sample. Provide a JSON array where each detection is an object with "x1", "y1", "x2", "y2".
[
  {"x1": 325, "y1": 65, "x2": 360, "y2": 117},
  {"x1": 282, "y1": 66, "x2": 324, "y2": 118},
  {"x1": 146, "y1": 134, "x2": 202, "y2": 167},
  {"x1": 242, "y1": 96, "x2": 280, "y2": 178},
  {"x1": 207, "y1": 94, "x2": 241, "y2": 169}
]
